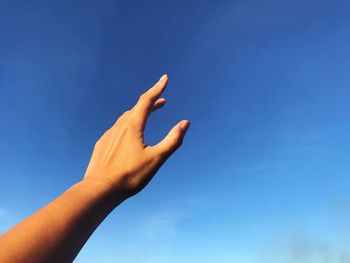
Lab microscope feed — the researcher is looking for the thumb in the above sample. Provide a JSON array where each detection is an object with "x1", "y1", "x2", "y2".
[{"x1": 151, "y1": 120, "x2": 190, "y2": 160}]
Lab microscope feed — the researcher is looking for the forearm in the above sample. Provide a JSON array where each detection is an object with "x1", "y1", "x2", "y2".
[{"x1": 0, "y1": 179, "x2": 126, "y2": 263}]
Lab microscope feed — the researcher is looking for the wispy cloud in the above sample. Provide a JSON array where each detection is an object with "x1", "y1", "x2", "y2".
[
  {"x1": 143, "y1": 210, "x2": 185, "y2": 242},
  {"x1": 136, "y1": 209, "x2": 187, "y2": 263}
]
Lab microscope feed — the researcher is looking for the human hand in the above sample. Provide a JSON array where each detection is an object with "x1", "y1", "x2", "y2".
[{"x1": 83, "y1": 74, "x2": 190, "y2": 198}]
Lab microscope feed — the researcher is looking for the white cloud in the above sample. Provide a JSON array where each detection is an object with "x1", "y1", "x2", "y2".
[{"x1": 143, "y1": 210, "x2": 185, "y2": 242}]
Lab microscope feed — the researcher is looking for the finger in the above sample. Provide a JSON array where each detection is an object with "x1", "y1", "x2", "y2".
[
  {"x1": 131, "y1": 74, "x2": 168, "y2": 131},
  {"x1": 151, "y1": 98, "x2": 166, "y2": 112},
  {"x1": 150, "y1": 120, "x2": 190, "y2": 160}
]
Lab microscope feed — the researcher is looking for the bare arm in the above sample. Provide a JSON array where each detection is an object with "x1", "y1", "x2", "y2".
[{"x1": 0, "y1": 74, "x2": 190, "y2": 263}]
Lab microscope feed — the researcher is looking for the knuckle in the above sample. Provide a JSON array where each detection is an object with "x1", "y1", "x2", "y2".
[
  {"x1": 146, "y1": 147, "x2": 164, "y2": 163},
  {"x1": 152, "y1": 150, "x2": 164, "y2": 162},
  {"x1": 173, "y1": 137, "x2": 183, "y2": 148},
  {"x1": 140, "y1": 93, "x2": 152, "y2": 103},
  {"x1": 94, "y1": 140, "x2": 100, "y2": 150},
  {"x1": 123, "y1": 110, "x2": 130, "y2": 117},
  {"x1": 114, "y1": 110, "x2": 130, "y2": 125},
  {"x1": 139, "y1": 93, "x2": 147, "y2": 100},
  {"x1": 125, "y1": 122, "x2": 137, "y2": 132},
  {"x1": 173, "y1": 142, "x2": 182, "y2": 152}
]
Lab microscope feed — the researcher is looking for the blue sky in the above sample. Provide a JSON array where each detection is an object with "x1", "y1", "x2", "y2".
[{"x1": 1, "y1": 0, "x2": 350, "y2": 262}]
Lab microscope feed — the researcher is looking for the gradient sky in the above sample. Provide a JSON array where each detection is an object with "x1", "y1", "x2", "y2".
[{"x1": 1, "y1": 0, "x2": 350, "y2": 262}]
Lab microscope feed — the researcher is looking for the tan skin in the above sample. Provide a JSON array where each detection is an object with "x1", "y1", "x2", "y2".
[{"x1": 0, "y1": 74, "x2": 190, "y2": 263}]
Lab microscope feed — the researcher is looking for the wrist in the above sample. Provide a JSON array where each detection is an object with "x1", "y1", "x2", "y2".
[{"x1": 77, "y1": 178, "x2": 128, "y2": 209}]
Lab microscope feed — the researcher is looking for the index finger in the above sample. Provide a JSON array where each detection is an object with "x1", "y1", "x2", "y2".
[{"x1": 130, "y1": 74, "x2": 168, "y2": 132}]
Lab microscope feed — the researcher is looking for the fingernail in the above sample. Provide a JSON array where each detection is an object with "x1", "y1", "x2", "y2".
[
  {"x1": 159, "y1": 74, "x2": 168, "y2": 81},
  {"x1": 180, "y1": 120, "x2": 190, "y2": 133}
]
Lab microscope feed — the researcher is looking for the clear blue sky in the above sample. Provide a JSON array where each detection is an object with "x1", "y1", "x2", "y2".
[{"x1": 1, "y1": 0, "x2": 350, "y2": 262}]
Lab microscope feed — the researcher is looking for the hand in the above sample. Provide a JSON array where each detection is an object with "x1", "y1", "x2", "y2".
[{"x1": 83, "y1": 74, "x2": 190, "y2": 198}]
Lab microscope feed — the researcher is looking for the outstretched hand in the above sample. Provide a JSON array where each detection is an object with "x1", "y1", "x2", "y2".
[
  {"x1": 0, "y1": 74, "x2": 189, "y2": 263},
  {"x1": 83, "y1": 74, "x2": 190, "y2": 198}
]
